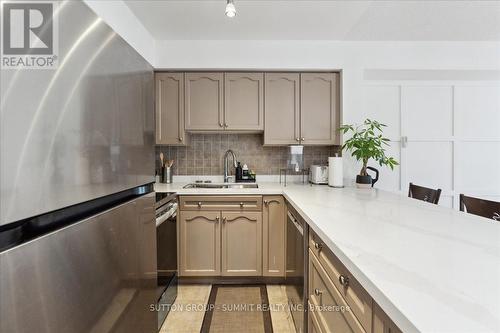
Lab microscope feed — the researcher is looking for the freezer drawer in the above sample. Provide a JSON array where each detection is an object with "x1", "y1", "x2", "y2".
[{"x1": 0, "y1": 194, "x2": 157, "y2": 333}]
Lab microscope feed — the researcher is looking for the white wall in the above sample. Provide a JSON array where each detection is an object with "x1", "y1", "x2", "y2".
[
  {"x1": 154, "y1": 40, "x2": 500, "y2": 208},
  {"x1": 83, "y1": 0, "x2": 156, "y2": 66}
]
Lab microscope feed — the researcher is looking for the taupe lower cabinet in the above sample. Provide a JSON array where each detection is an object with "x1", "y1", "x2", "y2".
[
  {"x1": 308, "y1": 229, "x2": 402, "y2": 333},
  {"x1": 373, "y1": 303, "x2": 402, "y2": 333},
  {"x1": 265, "y1": 72, "x2": 340, "y2": 146},
  {"x1": 155, "y1": 72, "x2": 188, "y2": 145},
  {"x1": 178, "y1": 195, "x2": 285, "y2": 277},
  {"x1": 222, "y1": 211, "x2": 262, "y2": 276},
  {"x1": 178, "y1": 195, "x2": 264, "y2": 277},
  {"x1": 178, "y1": 210, "x2": 220, "y2": 276},
  {"x1": 262, "y1": 196, "x2": 286, "y2": 276}
]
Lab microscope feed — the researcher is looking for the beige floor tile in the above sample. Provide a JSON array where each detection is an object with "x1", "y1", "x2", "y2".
[
  {"x1": 160, "y1": 284, "x2": 296, "y2": 333},
  {"x1": 160, "y1": 284, "x2": 211, "y2": 333},
  {"x1": 267, "y1": 285, "x2": 296, "y2": 333}
]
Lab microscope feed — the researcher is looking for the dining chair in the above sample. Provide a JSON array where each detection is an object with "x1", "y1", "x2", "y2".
[
  {"x1": 408, "y1": 182, "x2": 442, "y2": 204},
  {"x1": 459, "y1": 194, "x2": 500, "y2": 221}
]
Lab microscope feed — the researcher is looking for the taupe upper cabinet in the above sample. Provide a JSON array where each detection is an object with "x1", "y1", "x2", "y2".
[
  {"x1": 264, "y1": 73, "x2": 300, "y2": 145},
  {"x1": 155, "y1": 72, "x2": 188, "y2": 145},
  {"x1": 300, "y1": 73, "x2": 340, "y2": 145},
  {"x1": 185, "y1": 72, "x2": 224, "y2": 131},
  {"x1": 224, "y1": 72, "x2": 264, "y2": 131}
]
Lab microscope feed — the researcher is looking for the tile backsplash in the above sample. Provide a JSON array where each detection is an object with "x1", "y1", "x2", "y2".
[{"x1": 156, "y1": 134, "x2": 340, "y2": 176}]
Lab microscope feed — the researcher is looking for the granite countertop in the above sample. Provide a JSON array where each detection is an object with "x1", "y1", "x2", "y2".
[{"x1": 155, "y1": 181, "x2": 500, "y2": 333}]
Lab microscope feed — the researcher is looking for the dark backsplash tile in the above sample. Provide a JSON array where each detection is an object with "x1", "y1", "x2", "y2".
[{"x1": 156, "y1": 134, "x2": 340, "y2": 176}]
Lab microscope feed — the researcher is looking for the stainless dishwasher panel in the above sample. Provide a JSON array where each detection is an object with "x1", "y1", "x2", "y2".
[
  {"x1": 0, "y1": 193, "x2": 157, "y2": 333},
  {"x1": 286, "y1": 204, "x2": 306, "y2": 333}
]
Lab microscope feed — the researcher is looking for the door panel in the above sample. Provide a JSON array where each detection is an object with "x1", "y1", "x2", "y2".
[
  {"x1": 263, "y1": 196, "x2": 285, "y2": 277},
  {"x1": 264, "y1": 73, "x2": 300, "y2": 145},
  {"x1": 456, "y1": 141, "x2": 500, "y2": 194},
  {"x1": 402, "y1": 86, "x2": 453, "y2": 138},
  {"x1": 185, "y1": 73, "x2": 223, "y2": 131},
  {"x1": 155, "y1": 72, "x2": 187, "y2": 145},
  {"x1": 360, "y1": 86, "x2": 400, "y2": 141},
  {"x1": 221, "y1": 211, "x2": 262, "y2": 276},
  {"x1": 300, "y1": 73, "x2": 339, "y2": 145},
  {"x1": 179, "y1": 211, "x2": 220, "y2": 276},
  {"x1": 404, "y1": 141, "x2": 453, "y2": 192},
  {"x1": 224, "y1": 72, "x2": 264, "y2": 131},
  {"x1": 454, "y1": 86, "x2": 500, "y2": 139}
]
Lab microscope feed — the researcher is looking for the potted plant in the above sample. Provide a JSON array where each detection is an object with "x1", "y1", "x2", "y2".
[{"x1": 339, "y1": 119, "x2": 399, "y2": 188}]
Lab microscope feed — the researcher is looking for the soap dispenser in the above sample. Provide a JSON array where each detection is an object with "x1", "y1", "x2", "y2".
[{"x1": 235, "y1": 162, "x2": 242, "y2": 182}]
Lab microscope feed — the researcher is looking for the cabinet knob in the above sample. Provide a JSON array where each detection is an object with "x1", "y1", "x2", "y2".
[
  {"x1": 197, "y1": 201, "x2": 202, "y2": 208},
  {"x1": 264, "y1": 200, "x2": 268, "y2": 206},
  {"x1": 222, "y1": 217, "x2": 227, "y2": 223},
  {"x1": 179, "y1": 137, "x2": 183, "y2": 142},
  {"x1": 301, "y1": 137, "x2": 305, "y2": 141},
  {"x1": 219, "y1": 122, "x2": 223, "y2": 127},
  {"x1": 339, "y1": 274, "x2": 350, "y2": 287},
  {"x1": 224, "y1": 123, "x2": 228, "y2": 128},
  {"x1": 314, "y1": 242, "x2": 322, "y2": 251},
  {"x1": 314, "y1": 288, "x2": 323, "y2": 296},
  {"x1": 296, "y1": 137, "x2": 300, "y2": 142},
  {"x1": 215, "y1": 216, "x2": 220, "y2": 223},
  {"x1": 239, "y1": 202, "x2": 244, "y2": 208}
]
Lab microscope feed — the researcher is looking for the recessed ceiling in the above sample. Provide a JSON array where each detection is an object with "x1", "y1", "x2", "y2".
[{"x1": 125, "y1": 0, "x2": 500, "y2": 41}]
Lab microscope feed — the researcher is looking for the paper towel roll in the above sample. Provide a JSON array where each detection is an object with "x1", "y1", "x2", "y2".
[{"x1": 328, "y1": 156, "x2": 343, "y2": 187}]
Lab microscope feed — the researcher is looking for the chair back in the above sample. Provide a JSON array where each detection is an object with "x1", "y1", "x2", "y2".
[
  {"x1": 459, "y1": 194, "x2": 500, "y2": 221},
  {"x1": 408, "y1": 183, "x2": 442, "y2": 204}
]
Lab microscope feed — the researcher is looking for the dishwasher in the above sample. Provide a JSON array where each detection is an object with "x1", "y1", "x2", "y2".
[{"x1": 286, "y1": 203, "x2": 308, "y2": 333}]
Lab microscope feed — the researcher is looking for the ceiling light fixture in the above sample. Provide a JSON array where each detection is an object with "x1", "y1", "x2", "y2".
[{"x1": 225, "y1": 0, "x2": 236, "y2": 18}]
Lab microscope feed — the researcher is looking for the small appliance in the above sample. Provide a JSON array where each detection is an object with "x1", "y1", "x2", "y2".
[{"x1": 309, "y1": 165, "x2": 329, "y2": 184}]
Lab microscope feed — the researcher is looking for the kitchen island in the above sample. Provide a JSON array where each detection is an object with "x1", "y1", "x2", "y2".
[{"x1": 155, "y1": 182, "x2": 500, "y2": 333}]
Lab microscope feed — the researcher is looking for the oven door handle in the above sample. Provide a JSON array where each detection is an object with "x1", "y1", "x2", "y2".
[
  {"x1": 156, "y1": 203, "x2": 178, "y2": 227},
  {"x1": 287, "y1": 211, "x2": 303, "y2": 236}
]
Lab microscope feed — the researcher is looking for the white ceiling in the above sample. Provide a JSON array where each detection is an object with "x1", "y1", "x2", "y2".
[{"x1": 125, "y1": 0, "x2": 500, "y2": 41}]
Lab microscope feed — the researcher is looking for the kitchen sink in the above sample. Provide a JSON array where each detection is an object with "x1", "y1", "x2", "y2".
[{"x1": 183, "y1": 183, "x2": 258, "y2": 189}]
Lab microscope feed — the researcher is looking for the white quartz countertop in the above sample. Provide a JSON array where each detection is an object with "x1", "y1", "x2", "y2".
[{"x1": 155, "y1": 182, "x2": 500, "y2": 333}]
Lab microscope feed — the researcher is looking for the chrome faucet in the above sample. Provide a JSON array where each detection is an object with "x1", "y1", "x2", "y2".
[{"x1": 223, "y1": 149, "x2": 238, "y2": 183}]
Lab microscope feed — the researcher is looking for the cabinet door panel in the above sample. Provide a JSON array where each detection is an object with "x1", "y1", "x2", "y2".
[
  {"x1": 308, "y1": 304, "x2": 324, "y2": 333},
  {"x1": 373, "y1": 302, "x2": 402, "y2": 333},
  {"x1": 185, "y1": 72, "x2": 223, "y2": 130},
  {"x1": 309, "y1": 250, "x2": 365, "y2": 333},
  {"x1": 224, "y1": 72, "x2": 264, "y2": 131},
  {"x1": 179, "y1": 211, "x2": 220, "y2": 276},
  {"x1": 263, "y1": 196, "x2": 285, "y2": 277},
  {"x1": 300, "y1": 73, "x2": 339, "y2": 145},
  {"x1": 264, "y1": 73, "x2": 300, "y2": 145},
  {"x1": 222, "y1": 211, "x2": 262, "y2": 276},
  {"x1": 155, "y1": 72, "x2": 187, "y2": 145}
]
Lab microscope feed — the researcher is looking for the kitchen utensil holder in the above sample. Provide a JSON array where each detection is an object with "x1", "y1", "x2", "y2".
[{"x1": 163, "y1": 167, "x2": 173, "y2": 184}]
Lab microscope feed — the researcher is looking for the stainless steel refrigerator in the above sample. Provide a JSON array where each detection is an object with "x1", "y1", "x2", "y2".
[{"x1": 0, "y1": 1, "x2": 156, "y2": 332}]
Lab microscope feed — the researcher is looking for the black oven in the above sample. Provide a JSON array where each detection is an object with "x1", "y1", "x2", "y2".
[{"x1": 155, "y1": 192, "x2": 178, "y2": 330}]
